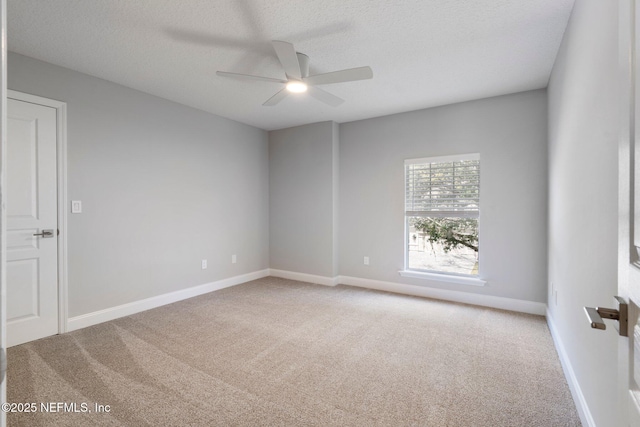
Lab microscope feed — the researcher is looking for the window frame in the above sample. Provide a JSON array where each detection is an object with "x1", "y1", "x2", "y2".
[{"x1": 403, "y1": 153, "x2": 481, "y2": 279}]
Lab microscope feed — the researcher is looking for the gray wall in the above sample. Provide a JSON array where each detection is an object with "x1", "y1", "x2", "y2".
[
  {"x1": 339, "y1": 90, "x2": 548, "y2": 302},
  {"x1": 8, "y1": 52, "x2": 270, "y2": 318},
  {"x1": 269, "y1": 121, "x2": 339, "y2": 277},
  {"x1": 547, "y1": 0, "x2": 620, "y2": 425}
]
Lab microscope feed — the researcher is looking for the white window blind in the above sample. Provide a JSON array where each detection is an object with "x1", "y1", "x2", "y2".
[{"x1": 405, "y1": 154, "x2": 480, "y2": 218}]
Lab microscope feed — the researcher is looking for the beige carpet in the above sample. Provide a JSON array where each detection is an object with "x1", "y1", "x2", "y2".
[{"x1": 7, "y1": 277, "x2": 581, "y2": 426}]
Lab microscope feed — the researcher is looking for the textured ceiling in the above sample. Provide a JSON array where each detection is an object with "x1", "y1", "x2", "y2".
[{"x1": 8, "y1": 0, "x2": 575, "y2": 131}]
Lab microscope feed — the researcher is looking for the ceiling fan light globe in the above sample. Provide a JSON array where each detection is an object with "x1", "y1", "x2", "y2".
[{"x1": 286, "y1": 81, "x2": 308, "y2": 93}]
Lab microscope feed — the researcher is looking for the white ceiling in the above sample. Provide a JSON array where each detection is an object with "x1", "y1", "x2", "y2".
[{"x1": 8, "y1": 0, "x2": 575, "y2": 131}]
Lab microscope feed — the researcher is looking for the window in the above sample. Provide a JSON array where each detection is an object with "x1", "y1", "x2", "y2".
[{"x1": 405, "y1": 154, "x2": 480, "y2": 276}]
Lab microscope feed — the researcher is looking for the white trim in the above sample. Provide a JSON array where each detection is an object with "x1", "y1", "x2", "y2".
[
  {"x1": 546, "y1": 309, "x2": 595, "y2": 427},
  {"x1": 268, "y1": 269, "x2": 339, "y2": 286},
  {"x1": 7, "y1": 90, "x2": 66, "y2": 109},
  {"x1": 7, "y1": 90, "x2": 69, "y2": 335},
  {"x1": 57, "y1": 103, "x2": 68, "y2": 334},
  {"x1": 404, "y1": 152, "x2": 480, "y2": 165},
  {"x1": 0, "y1": 2, "x2": 7, "y2": 425},
  {"x1": 398, "y1": 270, "x2": 486, "y2": 286},
  {"x1": 67, "y1": 269, "x2": 270, "y2": 332},
  {"x1": 338, "y1": 275, "x2": 546, "y2": 315}
]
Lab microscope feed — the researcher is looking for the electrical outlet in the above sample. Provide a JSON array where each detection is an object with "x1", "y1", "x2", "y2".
[
  {"x1": 364, "y1": 256, "x2": 369, "y2": 265},
  {"x1": 201, "y1": 259, "x2": 207, "y2": 269},
  {"x1": 232, "y1": 254, "x2": 237, "y2": 264}
]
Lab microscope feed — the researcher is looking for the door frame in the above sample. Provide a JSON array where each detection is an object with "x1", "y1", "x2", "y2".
[
  {"x1": 7, "y1": 90, "x2": 68, "y2": 335},
  {"x1": 619, "y1": 0, "x2": 640, "y2": 425}
]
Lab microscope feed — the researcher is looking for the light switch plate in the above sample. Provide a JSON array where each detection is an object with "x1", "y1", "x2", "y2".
[{"x1": 71, "y1": 200, "x2": 82, "y2": 213}]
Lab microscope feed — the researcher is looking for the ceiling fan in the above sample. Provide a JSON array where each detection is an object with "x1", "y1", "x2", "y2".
[{"x1": 216, "y1": 40, "x2": 373, "y2": 107}]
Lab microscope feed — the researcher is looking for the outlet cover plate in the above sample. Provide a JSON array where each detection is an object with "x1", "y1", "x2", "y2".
[{"x1": 71, "y1": 200, "x2": 82, "y2": 213}]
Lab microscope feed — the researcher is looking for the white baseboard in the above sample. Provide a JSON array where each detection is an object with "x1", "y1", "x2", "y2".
[
  {"x1": 337, "y1": 275, "x2": 547, "y2": 316},
  {"x1": 546, "y1": 310, "x2": 595, "y2": 427},
  {"x1": 269, "y1": 269, "x2": 339, "y2": 286},
  {"x1": 265, "y1": 271, "x2": 545, "y2": 315},
  {"x1": 67, "y1": 269, "x2": 270, "y2": 332},
  {"x1": 67, "y1": 269, "x2": 545, "y2": 332}
]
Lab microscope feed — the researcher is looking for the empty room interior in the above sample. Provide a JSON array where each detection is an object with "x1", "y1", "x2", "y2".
[{"x1": 1, "y1": 0, "x2": 636, "y2": 426}]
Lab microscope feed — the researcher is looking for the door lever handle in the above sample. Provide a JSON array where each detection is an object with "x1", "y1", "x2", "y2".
[
  {"x1": 584, "y1": 307, "x2": 606, "y2": 330},
  {"x1": 584, "y1": 296, "x2": 628, "y2": 337},
  {"x1": 33, "y1": 229, "x2": 54, "y2": 238}
]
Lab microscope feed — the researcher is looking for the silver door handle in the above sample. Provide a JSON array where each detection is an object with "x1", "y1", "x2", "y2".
[
  {"x1": 584, "y1": 307, "x2": 606, "y2": 329},
  {"x1": 584, "y1": 296, "x2": 628, "y2": 337},
  {"x1": 33, "y1": 229, "x2": 54, "y2": 238}
]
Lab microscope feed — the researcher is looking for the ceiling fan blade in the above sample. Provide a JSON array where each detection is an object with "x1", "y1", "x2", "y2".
[
  {"x1": 216, "y1": 71, "x2": 286, "y2": 84},
  {"x1": 307, "y1": 86, "x2": 344, "y2": 107},
  {"x1": 263, "y1": 88, "x2": 289, "y2": 106},
  {"x1": 272, "y1": 40, "x2": 302, "y2": 79},
  {"x1": 304, "y1": 66, "x2": 373, "y2": 85}
]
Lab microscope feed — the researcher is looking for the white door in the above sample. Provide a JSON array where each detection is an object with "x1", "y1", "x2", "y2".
[
  {"x1": 6, "y1": 97, "x2": 58, "y2": 347},
  {"x1": 620, "y1": 1, "x2": 640, "y2": 425}
]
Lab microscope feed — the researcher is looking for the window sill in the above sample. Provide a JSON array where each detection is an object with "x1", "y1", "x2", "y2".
[{"x1": 398, "y1": 270, "x2": 487, "y2": 287}]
